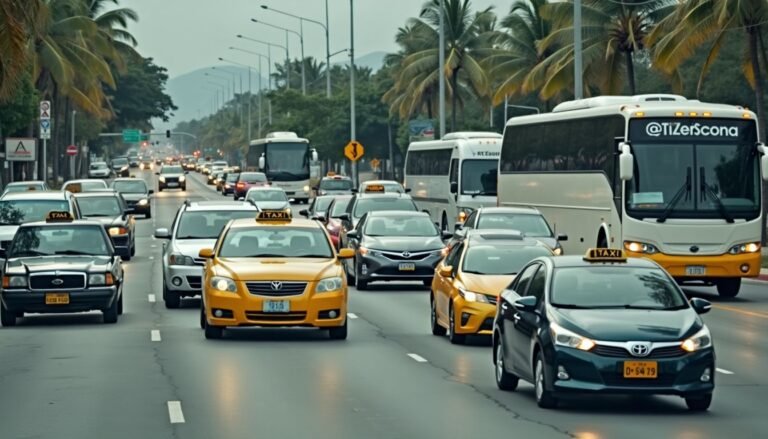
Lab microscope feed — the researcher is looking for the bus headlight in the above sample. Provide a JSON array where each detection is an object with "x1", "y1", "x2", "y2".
[
  {"x1": 729, "y1": 242, "x2": 760, "y2": 254},
  {"x1": 624, "y1": 241, "x2": 658, "y2": 254}
]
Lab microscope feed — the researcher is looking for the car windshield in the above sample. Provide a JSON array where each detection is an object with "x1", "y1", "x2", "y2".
[
  {"x1": 239, "y1": 172, "x2": 267, "y2": 183},
  {"x1": 461, "y1": 160, "x2": 498, "y2": 195},
  {"x1": 365, "y1": 215, "x2": 437, "y2": 237},
  {"x1": 90, "y1": 163, "x2": 108, "y2": 169},
  {"x1": 476, "y1": 213, "x2": 553, "y2": 237},
  {"x1": 320, "y1": 179, "x2": 353, "y2": 190},
  {"x1": 313, "y1": 197, "x2": 334, "y2": 213},
  {"x1": 550, "y1": 267, "x2": 688, "y2": 310},
  {"x1": 330, "y1": 198, "x2": 352, "y2": 216},
  {"x1": 162, "y1": 166, "x2": 183, "y2": 174},
  {"x1": 225, "y1": 173, "x2": 240, "y2": 182},
  {"x1": 353, "y1": 197, "x2": 417, "y2": 218},
  {"x1": 112, "y1": 158, "x2": 128, "y2": 166},
  {"x1": 175, "y1": 210, "x2": 256, "y2": 239},
  {"x1": 9, "y1": 225, "x2": 111, "y2": 257},
  {"x1": 462, "y1": 245, "x2": 550, "y2": 275},
  {"x1": 4, "y1": 184, "x2": 42, "y2": 193},
  {"x1": 219, "y1": 227, "x2": 333, "y2": 258},
  {"x1": 247, "y1": 190, "x2": 288, "y2": 202},
  {"x1": 112, "y1": 180, "x2": 148, "y2": 194},
  {"x1": 78, "y1": 196, "x2": 123, "y2": 217},
  {"x1": 0, "y1": 200, "x2": 70, "y2": 225}
]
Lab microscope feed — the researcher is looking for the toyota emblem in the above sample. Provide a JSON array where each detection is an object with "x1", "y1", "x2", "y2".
[
  {"x1": 51, "y1": 278, "x2": 64, "y2": 286},
  {"x1": 270, "y1": 281, "x2": 283, "y2": 291},
  {"x1": 690, "y1": 245, "x2": 700, "y2": 253},
  {"x1": 629, "y1": 342, "x2": 651, "y2": 357},
  {"x1": 402, "y1": 251, "x2": 411, "y2": 258}
]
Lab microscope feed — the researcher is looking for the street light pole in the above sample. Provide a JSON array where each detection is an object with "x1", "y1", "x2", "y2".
[
  {"x1": 438, "y1": 0, "x2": 446, "y2": 139},
  {"x1": 70, "y1": 110, "x2": 76, "y2": 179},
  {"x1": 350, "y1": 0, "x2": 357, "y2": 185},
  {"x1": 574, "y1": 0, "x2": 583, "y2": 99},
  {"x1": 219, "y1": 57, "x2": 253, "y2": 144},
  {"x1": 229, "y1": 47, "x2": 268, "y2": 137},
  {"x1": 251, "y1": 18, "x2": 304, "y2": 95},
  {"x1": 325, "y1": 0, "x2": 331, "y2": 97}
]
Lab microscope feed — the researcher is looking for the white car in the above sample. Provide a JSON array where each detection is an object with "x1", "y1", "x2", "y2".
[
  {"x1": 244, "y1": 187, "x2": 291, "y2": 210},
  {"x1": 88, "y1": 161, "x2": 113, "y2": 179}
]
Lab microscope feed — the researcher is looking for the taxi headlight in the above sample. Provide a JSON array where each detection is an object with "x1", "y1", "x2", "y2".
[
  {"x1": 316, "y1": 276, "x2": 343, "y2": 293},
  {"x1": 681, "y1": 326, "x2": 712, "y2": 352},
  {"x1": 169, "y1": 253, "x2": 195, "y2": 266},
  {"x1": 3, "y1": 276, "x2": 27, "y2": 288},
  {"x1": 137, "y1": 198, "x2": 149, "y2": 206},
  {"x1": 729, "y1": 242, "x2": 761, "y2": 254},
  {"x1": 624, "y1": 241, "x2": 658, "y2": 254},
  {"x1": 159, "y1": 176, "x2": 166, "y2": 182},
  {"x1": 550, "y1": 321, "x2": 595, "y2": 351},
  {"x1": 108, "y1": 227, "x2": 128, "y2": 236},
  {"x1": 459, "y1": 288, "x2": 488, "y2": 303},
  {"x1": 211, "y1": 276, "x2": 237, "y2": 293},
  {"x1": 179, "y1": 176, "x2": 186, "y2": 182}
]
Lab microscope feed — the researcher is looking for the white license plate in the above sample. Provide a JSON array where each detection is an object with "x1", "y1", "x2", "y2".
[
  {"x1": 399, "y1": 263, "x2": 416, "y2": 271},
  {"x1": 686, "y1": 266, "x2": 706, "y2": 276},
  {"x1": 167, "y1": 182, "x2": 178, "y2": 187},
  {"x1": 263, "y1": 300, "x2": 290, "y2": 313}
]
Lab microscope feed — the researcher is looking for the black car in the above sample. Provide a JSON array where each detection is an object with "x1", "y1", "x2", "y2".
[
  {"x1": 73, "y1": 191, "x2": 136, "y2": 260},
  {"x1": 220, "y1": 172, "x2": 240, "y2": 195},
  {"x1": 157, "y1": 164, "x2": 187, "y2": 191},
  {"x1": 111, "y1": 157, "x2": 130, "y2": 177},
  {"x1": 454, "y1": 207, "x2": 567, "y2": 255},
  {"x1": 0, "y1": 213, "x2": 124, "y2": 326},
  {"x1": 338, "y1": 191, "x2": 419, "y2": 250},
  {"x1": 344, "y1": 211, "x2": 451, "y2": 290},
  {"x1": 493, "y1": 248, "x2": 715, "y2": 411},
  {"x1": 299, "y1": 195, "x2": 336, "y2": 220},
  {"x1": 128, "y1": 155, "x2": 140, "y2": 168},
  {"x1": 111, "y1": 178, "x2": 154, "y2": 218}
]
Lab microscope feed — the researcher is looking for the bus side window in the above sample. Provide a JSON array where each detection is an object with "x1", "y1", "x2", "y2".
[{"x1": 449, "y1": 159, "x2": 458, "y2": 193}]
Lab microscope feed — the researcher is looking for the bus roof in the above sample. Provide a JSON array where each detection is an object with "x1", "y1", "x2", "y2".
[
  {"x1": 249, "y1": 131, "x2": 309, "y2": 146},
  {"x1": 407, "y1": 131, "x2": 502, "y2": 152}
]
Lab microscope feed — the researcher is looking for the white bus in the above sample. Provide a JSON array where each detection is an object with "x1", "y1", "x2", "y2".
[
  {"x1": 244, "y1": 132, "x2": 318, "y2": 203},
  {"x1": 498, "y1": 94, "x2": 768, "y2": 297},
  {"x1": 405, "y1": 132, "x2": 503, "y2": 231}
]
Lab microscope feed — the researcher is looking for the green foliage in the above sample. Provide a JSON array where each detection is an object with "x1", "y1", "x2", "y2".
[
  {"x1": 108, "y1": 54, "x2": 177, "y2": 131},
  {"x1": 0, "y1": 73, "x2": 38, "y2": 136}
]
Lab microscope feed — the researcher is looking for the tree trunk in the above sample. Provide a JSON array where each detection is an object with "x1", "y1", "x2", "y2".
[
  {"x1": 748, "y1": 29, "x2": 768, "y2": 245},
  {"x1": 625, "y1": 50, "x2": 636, "y2": 95},
  {"x1": 450, "y1": 68, "x2": 459, "y2": 132}
]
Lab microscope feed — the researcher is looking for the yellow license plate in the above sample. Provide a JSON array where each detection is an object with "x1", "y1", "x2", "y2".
[
  {"x1": 45, "y1": 293, "x2": 70, "y2": 305},
  {"x1": 399, "y1": 263, "x2": 416, "y2": 271},
  {"x1": 623, "y1": 361, "x2": 658, "y2": 379}
]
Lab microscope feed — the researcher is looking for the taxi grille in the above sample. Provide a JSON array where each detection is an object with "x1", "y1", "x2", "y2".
[
  {"x1": 245, "y1": 311, "x2": 307, "y2": 322},
  {"x1": 30, "y1": 273, "x2": 86, "y2": 290},
  {"x1": 246, "y1": 282, "x2": 306, "y2": 296},
  {"x1": 593, "y1": 345, "x2": 687, "y2": 359}
]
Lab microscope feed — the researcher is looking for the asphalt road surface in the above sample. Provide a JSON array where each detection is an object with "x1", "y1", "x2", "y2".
[{"x1": 0, "y1": 170, "x2": 766, "y2": 439}]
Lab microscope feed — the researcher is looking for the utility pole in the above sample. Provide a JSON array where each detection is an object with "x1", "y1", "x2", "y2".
[
  {"x1": 350, "y1": 0, "x2": 357, "y2": 186},
  {"x1": 574, "y1": 0, "x2": 583, "y2": 99},
  {"x1": 70, "y1": 110, "x2": 76, "y2": 179},
  {"x1": 325, "y1": 0, "x2": 332, "y2": 97},
  {"x1": 438, "y1": 0, "x2": 446, "y2": 138}
]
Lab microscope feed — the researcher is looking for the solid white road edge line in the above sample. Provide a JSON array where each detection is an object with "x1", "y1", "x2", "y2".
[
  {"x1": 151, "y1": 330, "x2": 162, "y2": 342},
  {"x1": 716, "y1": 368, "x2": 734, "y2": 375},
  {"x1": 167, "y1": 401, "x2": 185, "y2": 424},
  {"x1": 148, "y1": 294, "x2": 156, "y2": 303},
  {"x1": 347, "y1": 313, "x2": 358, "y2": 319},
  {"x1": 407, "y1": 353, "x2": 428, "y2": 363}
]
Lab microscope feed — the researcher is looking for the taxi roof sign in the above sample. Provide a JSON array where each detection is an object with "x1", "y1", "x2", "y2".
[
  {"x1": 364, "y1": 184, "x2": 385, "y2": 193},
  {"x1": 256, "y1": 210, "x2": 292, "y2": 222},
  {"x1": 584, "y1": 248, "x2": 627, "y2": 262},
  {"x1": 46, "y1": 211, "x2": 74, "y2": 222}
]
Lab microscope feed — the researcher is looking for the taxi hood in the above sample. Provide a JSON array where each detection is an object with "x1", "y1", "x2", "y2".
[
  {"x1": 552, "y1": 308, "x2": 700, "y2": 342},
  {"x1": 5, "y1": 255, "x2": 113, "y2": 275},
  {"x1": 215, "y1": 258, "x2": 341, "y2": 282},
  {"x1": 460, "y1": 273, "x2": 515, "y2": 296}
]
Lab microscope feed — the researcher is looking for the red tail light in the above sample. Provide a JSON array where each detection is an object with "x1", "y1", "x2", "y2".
[{"x1": 236, "y1": 182, "x2": 245, "y2": 188}]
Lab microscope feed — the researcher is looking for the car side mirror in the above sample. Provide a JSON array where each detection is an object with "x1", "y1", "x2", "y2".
[
  {"x1": 347, "y1": 230, "x2": 359, "y2": 240},
  {"x1": 299, "y1": 209, "x2": 309, "y2": 217},
  {"x1": 762, "y1": 151, "x2": 768, "y2": 181},
  {"x1": 312, "y1": 214, "x2": 326, "y2": 222},
  {"x1": 438, "y1": 265, "x2": 453, "y2": 277},
  {"x1": 148, "y1": 189, "x2": 154, "y2": 195},
  {"x1": 449, "y1": 181, "x2": 458, "y2": 194},
  {"x1": 199, "y1": 248, "x2": 214, "y2": 259},
  {"x1": 155, "y1": 172, "x2": 160, "y2": 176},
  {"x1": 454, "y1": 221, "x2": 463, "y2": 231},
  {"x1": 339, "y1": 213, "x2": 351, "y2": 223},
  {"x1": 557, "y1": 233, "x2": 568, "y2": 241},
  {"x1": 690, "y1": 298, "x2": 712, "y2": 314},
  {"x1": 404, "y1": 187, "x2": 412, "y2": 193},
  {"x1": 441, "y1": 231, "x2": 453, "y2": 240},
  {"x1": 154, "y1": 228, "x2": 170, "y2": 239},
  {"x1": 619, "y1": 142, "x2": 634, "y2": 181},
  {"x1": 513, "y1": 296, "x2": 538, "y2": 312},
  {"x1": 337, "y1": 248, "x2": 355, "y2": 259},
  {"x1": 0, "y1": 248, "x2": 6, "y2": 259}
]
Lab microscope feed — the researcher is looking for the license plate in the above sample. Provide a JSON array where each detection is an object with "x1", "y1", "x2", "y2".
[
  {"x1": 45, "y1": 293, "x2": 70, "y2": 305},
  {"x1": 167, "y1": 182, "x2": 178, "y2": 187},
  {"x1": 262, "y1": 300, "x2": 290, "y2": 313},
  {"x1": 399, "y1": 263, "x2": 416, "y2": 271},
  {"x1": 623, "y1": 361, "x2": 658, "y2": 379},
  {"x1": 685, "y1": 266, "x2": 706, "y2": 276}
]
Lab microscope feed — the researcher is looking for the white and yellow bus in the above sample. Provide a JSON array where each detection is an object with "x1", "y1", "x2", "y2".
[{"x1": 498, "y1": 94, "x2": 768, "y2": 297}]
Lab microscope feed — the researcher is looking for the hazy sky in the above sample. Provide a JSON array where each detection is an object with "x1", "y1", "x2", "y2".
[{"x1": 127, "y1": 0, "x2": 501, "y2": 78}]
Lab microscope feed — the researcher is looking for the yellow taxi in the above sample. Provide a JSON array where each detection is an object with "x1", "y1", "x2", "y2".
[
  {"x1": 199, "y1": 210, "x2": 355, "y2": 340},
  {"x1": 430, "y1": 230, "x2": 553, "y2": 344}
]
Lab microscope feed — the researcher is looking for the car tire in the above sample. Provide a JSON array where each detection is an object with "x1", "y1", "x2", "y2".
[
  {"x1": 204, "y1": 321, "x2": 224, "y2": 339},
  {"x1": 422, "y1": 279, "x2": 432, "y2": 288},
  {"x1": 355, "y1": 261, "x2": 368, "y2": 290},
  {"x1": 346, "y1": 259, "x2": 356, "y2": 286},
  {"x1": 328, "y1": 319, "x2": 348, "y2": 340},
  {"x1": 158, "y1": 187, "x2": 163, "y2": 192},
  {"x1": 163, "y1": 284, "x2": 181, "y2": 309},
  {"x1": 448, "y1": 303, "x2": 466, "y2": 345},
  {"x1": 495, "y1": 341, "x2": 520, "y2": 391},
  {"x1": 199, "y1": 305, "x2": 206, "y2": 329},
  {"x1": 430, "y1": 295, "x2": 446, "y2": 336},
  {"x1": 117, "y1": 293, "x2": 124, "y2": 315},
  {"x1": 145, "y1": 210, "x2": 152, "y2": 219},
  {"x1": 1, "y1": 303, "x2": 18, "y2": 327},
  {"x1": 685, "y1": 393, "x2": 712, "y2": 411},
  {"x1": 535, "y1": 352, "x2": 557, "y2": 408},
  {"x1": 181, "y1": 186, "x2": 186, "y2": 191},
  {"x1": 716, "y1": 278, "x2": 740, "y2": 298},
  {"x1": 103, "y1": 297, "x2": 119, "y2": 324},
  {"x1": 130, "y1": 242, "x2": 136, "y2": 257},
  {"x1": 122, "y1": 251, "x2": 131, "y2": 262}
]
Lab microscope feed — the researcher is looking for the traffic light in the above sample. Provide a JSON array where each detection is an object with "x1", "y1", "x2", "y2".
[{"x1": 166, "y1": 130, "x2": 171, "y2": 138}]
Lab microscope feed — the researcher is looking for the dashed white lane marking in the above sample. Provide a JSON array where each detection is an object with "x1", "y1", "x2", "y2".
[
  {"x1": 149, "y1": 256, "x2": 155, "y2": 260},
  {"x1": 716, "y1": 368, "x2": 734, "y2": 375},
  {"x1": 347, "y1": 313, "x2": 358, "y2": 319},
  {"x1": 407, "y1": 353, "x2": 428, "y2": 363},
  {"x1": 151, "y1": 330, "x2": 162, "y2": 342},
  {"x1": 151, "y1": 245, "x2": 157, "y2": 248},
  {"x1": 148, "y1": 294, "x2": 156, "y2": 303},
  {"x1": 167, "y1": 401, "x2": 185, "y2": 424}
]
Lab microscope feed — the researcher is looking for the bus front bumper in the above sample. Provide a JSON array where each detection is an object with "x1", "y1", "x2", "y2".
[{"x1": 625, "y1": 250, "x2": 760, "y2": 279}]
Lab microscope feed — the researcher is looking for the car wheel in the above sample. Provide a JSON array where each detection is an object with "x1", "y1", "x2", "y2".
[
  {"x1": 430, "y1": 295, "x2": 446, "y2": 336},
  {"x1": 163, "y1": 284, "x2": 181, "y2": 309},
  {"x1": 199, "y1": 305, "x2": 206, "y2": 329},
  {"x1": 328, "y1": 319, "x2": 348, "y2": 340},
  {"x1": 130, "y1": 242, "x2": 136, "y2": 257},
  {"x1": 346, "y1": 258, "x2": 356, "y2": 286},
  {"x1": 535, "y1": 352, "x2": 557, "y2": 408},
  {"x1": 685, "y1": 393, "x2": 712, "y2": 411},
  {"x1": 145, "y1": 210, "x2": 152, "y2": 219},
  {"x1": 495, "y1": 341, "x2": 519, "y2": 391},
  {"x1": 122, "y1": 251, "x2": 131, "y2": 262},
  {"x1": 103, "y1": 296, "x2": 119, "y2": 324},
  {"x1": 422, "y1": 279, "x2": 432, "y2": 289},
  {"x1": 204, "y1": 319, "x2": 224, "y2": 339},
  {"x1": 716, "y1": 278, "x2": 740, "y2": 298},
  {"x1": 181, "y1": 186, "x2": 186, "y2": 191},
  {"x1": 158, "y1": 187, "x2": 163, "y2": 192},
  {"x1": 448, "y1": 303, "x2": 466, "y2": 345},
  {"x1": 1, "y1": 303, "x2": 18, "y2": 327},
  {"x1": 355, "y1": 261, "x2": 368, "y2": 290},
  {"x1": 117, "y1": 293, "x2": 124, "y2": 315}
]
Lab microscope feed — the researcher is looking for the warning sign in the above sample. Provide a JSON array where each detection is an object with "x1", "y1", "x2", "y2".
[
  {"x1": 344, "y1": 141, "x2": 364, "y2": 162},
  {"x1": 5, "y1": 138, "x2": 36, "y2": 161}
]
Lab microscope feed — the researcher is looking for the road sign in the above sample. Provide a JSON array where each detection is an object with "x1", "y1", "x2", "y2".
[
  {"x1": 344, "y1": 140, "x2": 364, "y2": 162},
  {"x1": 40, "y1": 119, "x2": 51, "y2": 140},
  {"x1": 5, "y1": 138, "x2": 36, "y2": 161},
  {"x1": 66, "y1": 145, "x2": 78, "y2": 156},
  {"x1": 122, "y1": 129, "x2": 141, "y2": 143},
  {"x1": 40, "y1": 101, "x2": 51, "y2": 120}
]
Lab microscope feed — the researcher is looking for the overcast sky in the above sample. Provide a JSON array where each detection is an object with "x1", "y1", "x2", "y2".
[{"x1": 127, "y1": 0, "x2": 501, "y2": 78}]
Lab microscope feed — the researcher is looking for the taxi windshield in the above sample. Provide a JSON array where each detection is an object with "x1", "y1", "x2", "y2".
[
  {"x1": 4, "y1": 184, "x2": 43, "y2": 193},
  {"x1": 463, "y1": 245, "x2": 551, "y2": 275},
  {"x1": 9, "y1": 225, "x2": 111, "y2": 257},
  {"x1": 0, "y1": 200, "x2": 70, "y2": 225},
  {"x1": 320, "y1": 179, "x2": 353, "y2": 190},
  {"x1": 247, "y1": 190, "x2": 288, "y2": 202},
  {"x1": 476, "y1": 213, "x2": 552, "y2": 237},
  {"x1": 219, "y1": 227, "x2": 333, "y2": 258},
  {"x1": 112, "y1": 180, "x2": 148, "y2": 193},
  {"x1": 78, "y1": 196, "x2": 122, "y2": 217},
  {"x1": 175, "y1": 210, "x2": 256, "y2": 239},
  {"x1": 365, "y1": 216, "x2": 437, "y2": 237},
  {"x1": 550, "y1": 267, "x2": 688, "y2": 310},
  {"x1": 353, "y1": 197, "x2": 417, "y2": 218}
]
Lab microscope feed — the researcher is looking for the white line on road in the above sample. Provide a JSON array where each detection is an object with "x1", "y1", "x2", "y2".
[
  {"x1": 716, "y1": 368, "x2": 735, "y2": 375},
  {"x1": 348, "y1": 313, "x2": 358, "y2": 319},
  {"x1": 407, "y1": 353, "x2": 428, "y2": 363},
  {"x1": 148, "y1": 294, "x2": 156, "y2": 303},
  {"x1": 151, "y1": 245, "x2": 157, "y2": 248},
  {"x1": 151, "y1": 330, "x2": 162, "y2": 342},
  {"x1": 167, "y1": 401, "x2": 185, "y2": 424},
  {"x1": 149, "y1": 256, "x2": 154, "y2": 260}
]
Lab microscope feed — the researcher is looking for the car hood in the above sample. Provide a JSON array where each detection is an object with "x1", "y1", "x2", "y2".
[
  {"x1": 460, "y1": 273, "x2": 515, "y2": 296},
  {"x1": 215, "y1": 258, "x2": 340, "y2": 282},
  {"x1": 318, "y1": 189, "x2": 352, "y2": 195},
  {"x1": 84, "y1": 216, "x2": 125, "y2": 227},
  {"x1": 160, "y1": 173, "x2": 184, "y2": 178},
  {"x1": 0, "y1": 225, "x2": 20, "y2": 243},
  {"x1": 5, "y1": 255, "x2": 112, "y2": 274},
  {"x1": 252, "y1": 201, "x2": 289, "y2": 210},
  {"x1": 363, "y1": 236, "x2": 444, "y2": 253},
  {"x1": 552, "y1": 308, "x2": 700, "y2": 342},
  {"x1": 174, "y1": 239, "x2": 217, "y2": 258},
  {"x1": 119, "y1": 193, "x2": 148, "y2": 202}
]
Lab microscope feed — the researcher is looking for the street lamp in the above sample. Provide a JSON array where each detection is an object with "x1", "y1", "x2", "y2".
[
  {"x1": 229, "y1": 47, "x2": 271, "y2": 135},
  {"x1": 212, "y1": 66, "x2": 242, "y2": 124},
  {"x1": 438, "y1": 0, "x2": 446, "y2": 138},
  {"x1": 219, "y1": 57, "x2": 256, "y2": 143},
  {"x1": 350, "y1": 0, "x2": 357, "y2": 185},
  {"x1": 237, "y1": 34, "x2": 286, "y2": 92},
  {"x1": 204, "y1": 72, "x2": 232, "y2": 101},
  {"x1": 574, "y1": 0, "x2": 583, "y2": 99},
  {"x1": 260, "y1": 2, "x2": 331, "y2": 97},
  {"x1": 206, "y1": 82, "x2": 226, "y2": 110},
  {"x1": 251, "y1": 18, "x2": 303, "y2": 94}
]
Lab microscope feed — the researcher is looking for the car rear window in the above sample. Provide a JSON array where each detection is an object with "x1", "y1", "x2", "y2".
[{"x1": 353, "y1": 197, "x2": 417, "y2": 218}]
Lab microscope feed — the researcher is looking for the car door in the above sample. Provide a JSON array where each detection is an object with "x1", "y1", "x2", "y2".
[
  {"x1": 510, "y1": 263, "x2": 547, "y2": 380},
  {"x1": 500, "y1": 263, "x2": 539, "y2": 377}
]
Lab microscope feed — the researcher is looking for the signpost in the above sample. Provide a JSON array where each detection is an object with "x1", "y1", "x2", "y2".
[
  {"x1": 66, "y1": 145, "x2": 78, "y2": 156},
  {"x1": 5, "y1": 138, "x2": 36, "y2": 161},
  {"x1": 122, "y1": 129, "x2": 141, "y2": 143},
  {"x1": 344, "y1": 140, "x2": 364, "y2": 162},
  {"x1": 40, "y1": 100, "x2": 51, "y2": 181}
]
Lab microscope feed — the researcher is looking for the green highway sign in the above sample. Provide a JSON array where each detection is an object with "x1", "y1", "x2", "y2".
[{"x1": 122, "y1": 129, "x2": 141, "y2": 143}]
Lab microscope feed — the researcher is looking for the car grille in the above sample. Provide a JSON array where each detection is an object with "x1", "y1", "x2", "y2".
[
  {"x1": 601, "y1": 373, "x2": 677, "y2": 387},
  {"x1": 164, "y1": 177, "x2": 179, "y2": 183},
  {"x1": 245, "y1": 311, "x2": 307, "y2": 322},
  {"x1": 376, "y1": 267, "x2": 435, "y2": 276},
  {"x1": 593, "y1": 344, "x2": 687, "y2": 359},
  {"x1": 186, "y1": 276, "x2": 202, "y2": 289},
  {"x1": 378, "y1": 250, "x2": 435, "y2": 261},
  {"x1": 30, "y1": 273, "x2": 86, "y2": 290},
  {"x1": 246, "y1": 282, "x2": 307, "y2": 296},
  {"x1": 193, "y1": 258, "x2": 206, "y2": 266},
  {"x1": 487, "y1": 296, "x2": 498, "y2": 305}
]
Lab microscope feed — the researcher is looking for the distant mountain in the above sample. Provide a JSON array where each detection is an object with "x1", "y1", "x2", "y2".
[{"x1": 333, "y1": 51, "x2": 388, "y2": 71}]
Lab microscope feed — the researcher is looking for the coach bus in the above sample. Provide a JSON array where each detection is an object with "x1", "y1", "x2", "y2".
[
  {"x1": 244, "y1": 131, "x2": 318, "y2": 203},
  {"x1": 498, "y1": 94, "x2": 768, "y2": 298},
  {"x1": 405, "y1": 132, "x2": 503, "y2": 231}
]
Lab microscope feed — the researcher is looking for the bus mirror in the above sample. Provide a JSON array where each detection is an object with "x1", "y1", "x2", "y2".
[
  {"x1": 762, "y1": 154, "x2": 768, "y2": 181},
  {"x1": 449, "y1": 181, "x2": 458, "y2": 193},
  {"x1": 258, "y1": 156, "x2": 265, "y2": 170},
  {"x1": 619, "y1": 143, "x2": 634, "y2": 181}
]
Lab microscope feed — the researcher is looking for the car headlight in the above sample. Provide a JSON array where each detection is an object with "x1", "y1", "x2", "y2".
[
  {"x1": 159, "y1": 176, "x2": 166, "y2": 182},
  {"x1": 210, "y1": 276, "x2": 237, "y2": 293},
  {"x1": 169, "y1": 253, "x2": 195, "y2": 266},
  {"x1": 89, "y1": 273, "x2": 114, "y2": 286},
  {"x1": 681, "y1": 326, "x2": 712, "y2": 352},
  {"x1": 121, "y1": 166, "x2": 128, "y2": 171},
  {"x1": 303, "y1": 185, "x2": 310, "y2": 192},
  {"x1": 316, "y1": 276, "x2": 343, "y2": 293},
  {"x1": 179, "y1": 176, "x2": 186, "y2": 182},
  {"x1": 729, "y1": 242, "x2": 760, "y2": 254},
  {"x1": 550, "y1": 321, "x2": 595, "y2": 351},
  {"x1": 459, "y1": 288, "x2": 489, "y2": 303},
  {"x1": 137, "y1": 198, "x2": 149, "y2": 206},
  {"x1": 225, "y1": 184, "x2": 231, "y2": 189},
  {"x1": 624, "y1": 241, "x2": 658, "y2": 254},
  {"x1": 108, "y1": 227, "x2": 128, "y2": 236},
  {"x1": 553, "y1": 245, "x2": 563, "y2": 256},
  {"x1": 3, "y1": 276, "x2": 27, "y2": 288}
]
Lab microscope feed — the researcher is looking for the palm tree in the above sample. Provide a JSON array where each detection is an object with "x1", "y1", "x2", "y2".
[{"x1": 0, "y1": 0, "x2": 44, "y2": 101}]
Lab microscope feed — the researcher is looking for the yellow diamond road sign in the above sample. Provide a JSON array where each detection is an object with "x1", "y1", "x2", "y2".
[{"x1": 344, "y1": 140, "x2": 364, "y2": 162}]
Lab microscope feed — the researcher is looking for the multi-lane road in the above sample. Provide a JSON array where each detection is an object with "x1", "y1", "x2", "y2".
[{"x1": 0, "y1": 171, "x2": 766, "y2": 439}]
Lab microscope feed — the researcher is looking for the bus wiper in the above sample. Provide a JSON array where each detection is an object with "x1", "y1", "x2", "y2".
[
  {"x1": 657, "y1": 167, "x2": 692, "y2": 223},
  {"x1": 471, "y1": 191, "x2": 497, "y2": 198},
  {"x1": 700, "y1": 168, "x2": 734, "y2": 223}
]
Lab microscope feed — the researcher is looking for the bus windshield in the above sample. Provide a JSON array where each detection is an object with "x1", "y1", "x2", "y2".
[
  {"x1": 266, "y1": 143, "x2": 310, "y2": 181},
  {"x1": 461, "y1": 159, "x2": 498, "y2": 195}
]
